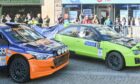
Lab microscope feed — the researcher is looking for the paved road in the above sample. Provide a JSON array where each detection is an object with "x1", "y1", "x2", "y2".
[{"x1": 1, "y1": 55, "x2": 140, "y2": 84}]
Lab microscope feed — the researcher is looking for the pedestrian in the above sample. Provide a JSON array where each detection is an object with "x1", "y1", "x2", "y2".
[
  {"x1": 121, "y1": 17, "x2": 128, "y2": 36},
  {"x1": 25, "y1": 13, "x2": 32, "y2": 24},
  {"x1": 121, "y1": 17, "x2": 127, "y2": 26},
  {"x1": 28, "y1": 17, "x2": 38, "y2": 25},
  {"x1": 14, "y1": 14, "x2": 23, "y2": 23},
  {"x1": 1, "y1": 15, "x2": 6, "y2": 23},
  {"x1": 44, "y1": 15, "x2": 50, "y2": 27},
  {"x1": 114, "y1": 18, "x2": 121, "y2": 33},
  {"x1": 100, "y1": 16, "x2": 106, "y2": 25},
  {"x1": 128, "y1": 16, "x2": 131, "y2": 26},
  {"x1": 5, "y1": 14, "x2": 11, "y2": 22},
  {"x1": 130, "y1": 17, "x2": 135, "y2": 26},
  {"x1": 92, "y1": 15, "x2": 99, "y2": 24},
  {"x1": 82, "y1": 16, "x2": 91, "y2": 24},
  {"x1": 58, "y1": 17, "x2": 64, "y2": 24},
  {"x1": 104, "y1": 16, "x2": 113, "y2": 27},
  {"x1": 36, "y1": 13, "x2": 43, "y2": 26}
]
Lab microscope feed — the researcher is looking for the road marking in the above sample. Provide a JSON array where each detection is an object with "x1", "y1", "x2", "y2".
[{"x1": 60, "y1": 71, "x2": 140, "y2": 77}]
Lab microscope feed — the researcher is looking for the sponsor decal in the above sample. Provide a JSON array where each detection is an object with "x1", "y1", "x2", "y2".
[
  {"x1": 7, "y1": 50, "x2": 12, "y2": 56},
  {"x1": 0, "y1": 57, "x2": 6, "y2": 66},
  {"x1": 0, "y1": 48, "x2": 6, "y2": 56},
  {"x1": 85, "y1": 41, "x2": 97, "y2": 47},
  {"x1": 98, "y1": 48, "x2": 103, "y2": 57}
]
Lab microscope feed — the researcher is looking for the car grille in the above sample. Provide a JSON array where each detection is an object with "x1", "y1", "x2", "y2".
[
  {"x1": 54, "y1": 54, "x2": 69, "y2": 67},
  {"x1": 135, "y1": 58, "x2": 140, "y2": 64}
]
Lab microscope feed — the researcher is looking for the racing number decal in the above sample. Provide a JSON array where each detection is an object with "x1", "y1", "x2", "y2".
[
  {"x1": 0, "y1": 48, "x2": 6, "y2": 56},
  {"x1": 0, "y1": 48, "x2": 7, "y2": 66},
  {"x1": 98, "y1": 48, "x2": 103, "y2": 58}
]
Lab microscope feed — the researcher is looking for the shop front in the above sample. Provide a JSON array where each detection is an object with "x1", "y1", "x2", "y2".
[
  {"x1": 62, "y1": 0, "x2": 140, "y2": 26},
  {"x1": 0, "y1": 0, "x2": 41, "y2": 17}
]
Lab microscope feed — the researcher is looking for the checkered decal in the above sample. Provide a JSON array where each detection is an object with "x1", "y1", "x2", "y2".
[{"x1": 0, "y1": 48, "x2": 6, "y2": 56}]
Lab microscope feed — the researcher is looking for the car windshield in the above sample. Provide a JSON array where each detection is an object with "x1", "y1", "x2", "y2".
[
  {"x1": 94, "y1": 26, "x2": 121, "y2": 39},
  {"x1": 3, "y1": 25, "x2": 44, "y2": 43}
]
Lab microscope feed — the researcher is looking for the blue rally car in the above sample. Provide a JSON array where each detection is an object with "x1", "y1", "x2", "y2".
[{"x1": 0, "y1": 23, "x2": 69, "y2": 83}]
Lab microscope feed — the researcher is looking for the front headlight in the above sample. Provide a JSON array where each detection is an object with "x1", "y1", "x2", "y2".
[
  {"x1": 64, "y1": 47, "x2": 68, "y2": 52},
  {"x1": 62, "y1": 47, "x2": 65, "y2": 53},
  {"x1": 133, "y1": 50, "x2": 140, "y2": 55},
  {"x1": 27, "y1": 51, "x2": 54, "y2": 60},
  {"x1": 57, "y1": 49, "x2": 62, "y2": 55}
]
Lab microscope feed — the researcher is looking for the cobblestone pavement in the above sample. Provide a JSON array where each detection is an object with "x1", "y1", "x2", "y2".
[{"x1": 1, "y1": 55, "x2": 140, "y2": 84}]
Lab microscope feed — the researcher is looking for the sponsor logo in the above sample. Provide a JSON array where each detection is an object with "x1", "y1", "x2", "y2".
[
  {"x1": 85, "y1": 41, "x2": 97, "y2": 47},
  {"x1": 0, "y1": 57, "x2": 6, "y2": 66},
  {"x1": 97, "y1": 0, "x2": 103, "y2": 2},
  {"x1": 0, "y1": 48, "x2": 6, "y2": 56}
]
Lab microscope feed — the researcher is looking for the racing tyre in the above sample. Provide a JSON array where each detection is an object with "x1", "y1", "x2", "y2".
[
  {"x1": 9, "y1": 57, "x2": 30, "y2": 83},
  {"x1": 106, "y1": 52, "x2": 125, "y2": 71}
]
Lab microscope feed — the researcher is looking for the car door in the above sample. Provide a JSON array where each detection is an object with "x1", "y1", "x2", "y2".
[
  {"x1": 0, "y1": 33, "x2": 9, "y2": 67},
  {"x1": 55, "y1": 26, "x2": 81, "y2": 51},
  {"x1": 75, "y1": 26, "x2": 102, "y2": 58}
]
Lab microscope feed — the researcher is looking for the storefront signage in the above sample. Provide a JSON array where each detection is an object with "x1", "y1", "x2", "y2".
[
  {"x1": 133, "y1": 10, "x2": 140, "y2": 18},
  {"x1": 62, "y1": 0, "x2": 140, "y2": 4},
  {"x1": 63, "y1": 4, "x2": 80, "y2": 8},
  {"x1": 69, "y1": 11, "x2": 78, "y2": 22},
  {"x1": 83, "y1": 9, "x2": 92, "y2": 16}
]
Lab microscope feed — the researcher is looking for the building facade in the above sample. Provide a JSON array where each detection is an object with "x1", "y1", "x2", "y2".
[
  {"x1": 0, "y1": 0, "x2": 42, "y2": 17},
  {"x1": 0, "y1": 0, "x2": 63, "y2": 25},
  {"x1": 62, "y1": 0, "x2": 140, "y2": 26}
]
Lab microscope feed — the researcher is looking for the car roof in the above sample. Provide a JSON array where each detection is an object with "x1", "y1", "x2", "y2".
[{"x1": 0, "y1": 22, "x2": 21, "y2": 29}]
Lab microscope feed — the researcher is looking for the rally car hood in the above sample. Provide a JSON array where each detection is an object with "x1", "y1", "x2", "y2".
[
  {"x1": 110, "y1": 37, "x2": 138, "y2": 48},
  {"x1": 20, "y1": 39, "x2": 64, "y2": 53}
]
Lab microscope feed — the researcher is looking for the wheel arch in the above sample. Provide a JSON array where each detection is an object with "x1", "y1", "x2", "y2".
[
  {"x1": 106, "y1": 50, "x2": 126, "y2": 66},
  {"x1": 7, "y1": 54, "x2": 29, "y2": 67}
]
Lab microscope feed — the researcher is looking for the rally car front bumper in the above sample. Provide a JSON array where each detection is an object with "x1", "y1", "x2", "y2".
[
  {"x1": 124, "y1": 54, "x2": 140, "y2": 67},
  {"x1": 28, "y1": 52, "x2": 69, "y2": 79}
]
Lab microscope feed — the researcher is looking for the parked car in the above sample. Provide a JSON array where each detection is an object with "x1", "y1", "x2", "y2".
[
  {"x1": 0, "y1": 23, "x2": 69, "y2": 83},
  {"x1": 55, "y1": 24, "x2": 140, "y2": 70}
]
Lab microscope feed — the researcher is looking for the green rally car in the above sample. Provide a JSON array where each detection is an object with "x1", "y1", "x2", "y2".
[{"x1": 55, "y1": 24, "x2": 140, "y2": 70}]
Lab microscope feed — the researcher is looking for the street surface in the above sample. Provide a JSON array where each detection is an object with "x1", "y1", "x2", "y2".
[{"x1": 1, "y1": 55, "x2": 140, "y2": 84}]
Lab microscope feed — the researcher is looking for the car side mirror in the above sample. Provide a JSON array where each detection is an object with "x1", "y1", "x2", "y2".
[
  {"x1": 94, "y1": 37, "x2": 101, "y2": 42},
  {"x1": 93, "y1": 35, "x2": 101, "y2": 42}
]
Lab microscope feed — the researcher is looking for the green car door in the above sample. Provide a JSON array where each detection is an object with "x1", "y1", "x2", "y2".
[
  {"x1": 73, "y1": 26, "x2": 101, "y2": 58},
  {"x1": 55, "y1": 26, "x2": 81, "y2": 51}
]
